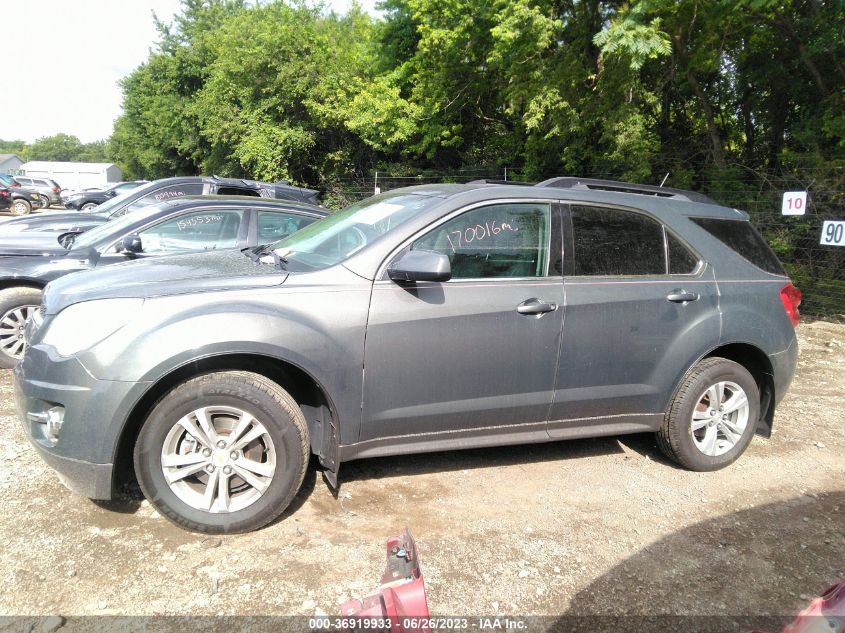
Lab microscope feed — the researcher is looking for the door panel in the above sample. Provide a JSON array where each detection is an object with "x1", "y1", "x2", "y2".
[
  {"x1": 548, "y1": 204, "x2": 720, "y2": 436},
  {"x1": 360, "y1": 201, "x2": 564, "y2": 444}
]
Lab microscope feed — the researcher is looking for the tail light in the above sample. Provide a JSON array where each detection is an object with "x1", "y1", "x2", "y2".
[
  {"x1": 779, "y1": 283, "x2": 802, "y2": 327},
  {"x1": 0, "y1": 190, "x2": 8, "y2": 197},
  {"x1": 52, "y1": 186, "x2": 61, "y2": 193},
  {"x1": 11, "y1": 181, "x2": 20, "y2": 187}
]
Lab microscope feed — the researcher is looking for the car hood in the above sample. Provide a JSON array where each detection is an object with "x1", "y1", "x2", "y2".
[
  {"x1": 0, "y1": 232, "x2": 68, "y2": 256},
  {"x1": 43, "y1": 249, "x2": 289, "y2": 315},
  {"x1": 0, "y1": 211, "x2": 107, "y2": 233}
]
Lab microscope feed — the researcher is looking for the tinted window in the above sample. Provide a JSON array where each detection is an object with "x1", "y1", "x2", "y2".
[
  {"x1": 124, "y1": 183, "x2": 204, "y2": 215},
  {"x1": 691, "y1": 217, "x2": 785, "y2": 275},
  {"x1": 412, "y1": 203, "x2": 551, "y2": 279},
  {"x1": 217, "y1": 186, "x2": 259, "y2": 197},
  {"x1": 138, "y1": 208, "x2": 243, "y2": 253},
  {"x1": 571, "y1": 206, "x2": 664, "y2": 276},
  {"x1": 667, "y1": 231, "x2": 700, "y2": 274},
  {"x1": 257, "y1": 211, "x2": 316, "y2": 242}
]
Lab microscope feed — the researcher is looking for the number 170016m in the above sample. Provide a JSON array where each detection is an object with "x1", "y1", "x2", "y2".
[{"x1": 821, "y1": 221, "x2": 845, "y2": 246}]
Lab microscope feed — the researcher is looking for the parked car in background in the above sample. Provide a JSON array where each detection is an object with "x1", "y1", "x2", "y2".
[
  {"x1": 0, "y1": 186, "x2": 12, "y2": 212},
  {"x1": 15, "y1": 178, "x2": 799, "y2": 533},
  {"x1": 13, "y1": 176, "x2": 62, "y2": 209},
  {"x1": 0, "y1": 175, "x2": 322, "y2": 234},
  {"x1": 0, "y1": 174, "x2": 20, "y2": 188},
  {"x1": 0, "y1": 195, "x2": 326, "y2": 366},
  {"x1": 61, "y1": 181, "x2": 148, "y2": 210},
  {"x1": 8, "y1": 186, "x2": 42, "y2": 216}
]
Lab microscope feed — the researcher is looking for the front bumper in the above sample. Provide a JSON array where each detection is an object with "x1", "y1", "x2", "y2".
[{"x1": 13, "y1": 345, "x2": 152, "y2": 500}]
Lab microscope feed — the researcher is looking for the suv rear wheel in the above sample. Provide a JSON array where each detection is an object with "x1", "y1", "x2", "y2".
[
  {"x1": 657, "y1": 357, "x2": 760, "y2": 471},
  {"x1": 134, "y1": 371, "x2": 309, "y2": 533}
]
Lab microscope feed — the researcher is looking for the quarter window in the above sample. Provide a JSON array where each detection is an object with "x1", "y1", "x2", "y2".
[
  {"x1": 570, "y1": 205, "x2": 665, "y2": 276},
  {"x1": 137, "y1": 208, "x2": 244, "y2": 254},
  {"x1": 412, "y1": 203, "x2": 551, "y2": 279}
]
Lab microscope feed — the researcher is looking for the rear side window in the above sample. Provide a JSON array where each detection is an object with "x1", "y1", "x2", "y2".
[
  {"x1": 570, "y1": 205, "x2": 664, "y2": 276},
  {"x1": 217, "y1": 186, "x2": 259, "y2": 197},
  {"x1": 691, "y1": 218, "x2": 785, "y2": 275}
]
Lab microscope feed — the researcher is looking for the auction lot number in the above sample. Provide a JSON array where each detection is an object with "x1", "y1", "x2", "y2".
[{"x1": 821, "y1": 221, "x2": 845, "y2": 246}]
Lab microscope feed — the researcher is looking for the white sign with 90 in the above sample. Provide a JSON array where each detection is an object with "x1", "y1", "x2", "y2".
[
  {"x1": 820, "y1": 221, "x2": 845, "y2": 246},
  {"x1": 782, "y1": 191, "x2": 807, "y2": 215}
]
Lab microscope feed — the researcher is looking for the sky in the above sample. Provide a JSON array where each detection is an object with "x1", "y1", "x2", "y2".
[{"x1": 0, "y1": 0, "x2": 379, "y2": 145}]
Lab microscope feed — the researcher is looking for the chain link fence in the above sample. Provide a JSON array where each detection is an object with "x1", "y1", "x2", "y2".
[{"x1": 322, "y1": 165, "x2": 845, "y2": 321}]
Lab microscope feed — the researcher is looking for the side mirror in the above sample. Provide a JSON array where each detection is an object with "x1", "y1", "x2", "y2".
[
  {"x1": 387, "y1": 250, "x2": 451, "y2": 283},
  {"x1": 121, "y1": 234, "x2": 142, "y2": 255}
]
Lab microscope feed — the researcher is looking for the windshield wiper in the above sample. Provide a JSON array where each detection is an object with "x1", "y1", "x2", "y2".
[{"x1": 241, "y1": 244, "x2": 287, "y2": 271}]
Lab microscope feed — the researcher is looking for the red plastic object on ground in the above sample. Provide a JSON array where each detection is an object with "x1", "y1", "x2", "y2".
[
  {"x1": 781, "y1": 579, "x2": 845, "y2": 632},
  {"x1": 340, "y1": 529, "x2": 431, "y2": 632}
]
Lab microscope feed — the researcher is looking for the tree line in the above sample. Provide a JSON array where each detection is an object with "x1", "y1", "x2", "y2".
[{"x1": 4, "y1": 0, "x2": 844, "y2": 193}]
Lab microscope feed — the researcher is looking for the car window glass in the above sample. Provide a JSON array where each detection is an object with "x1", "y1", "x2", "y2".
[
  {"x1": 570, "y1": 205, "x2": 665, "y2": 276},
  {"x1": 412, "y1": 202, "x2": 551, "y2": 279},
  {"x1": 137, "y1": 208, "x2": 244, "y2": 254},
  {"x1": 256, "y1": 211, "x2": 316, "y2": 242},
  {"x1": 124, "y1": 183, "x2": 204, "y2": 215},
  {"x1": 691, "y1": 217, "x2": 785, "y2": 275},
  {"x1": 667, "y1": 231, "x2": 700, "y2": 274},
  {"x1": 217, "y1": 186, "x2": 259, "y2": 197},
  {"x1": 34, "y1": 179, "x2": 48, "y2": 187}
]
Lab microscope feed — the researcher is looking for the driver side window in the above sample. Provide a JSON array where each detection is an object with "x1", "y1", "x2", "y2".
[
  {"x1": 137, "y1": 209, "x2": 244, "y2": 254},
  {"x1": 412, "y1": 203, "x2": 551, "y2": 279}
]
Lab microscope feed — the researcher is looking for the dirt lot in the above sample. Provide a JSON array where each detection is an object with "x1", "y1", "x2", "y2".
[{"x1": 0, "y1": 322, "x2": 842, "y2": 628}]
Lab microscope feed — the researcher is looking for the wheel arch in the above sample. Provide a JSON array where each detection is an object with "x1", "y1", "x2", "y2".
[
  {"x1": 0, "y1": 279, "x2": 46, "y2": 292},
  {"x1": 112, "y1": 352, "x2": 339, "y2": 494},
  {"x1": 702, "y1": 342, "x2": 776, "y2": 437}
]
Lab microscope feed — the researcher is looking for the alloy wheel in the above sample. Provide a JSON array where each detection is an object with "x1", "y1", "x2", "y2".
[
  {"x1": 690, "y1": 380, "x2": 750, "y2": 456},
  {"x1": 0, "y1": 305, "x2": 37, "y2": 359}
]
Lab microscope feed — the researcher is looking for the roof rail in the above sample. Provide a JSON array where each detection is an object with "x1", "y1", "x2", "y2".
[
  {"x1": 536, "y1": 177, "x2": 718, "y2": 205},
  {"x1": 467, "y1": 179, "x2": 534, "y2": 186}
]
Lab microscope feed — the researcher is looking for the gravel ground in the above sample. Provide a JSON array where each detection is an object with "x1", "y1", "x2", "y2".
[{"x1": 0, "y1": 321, "x2": 842, "y2": 628}]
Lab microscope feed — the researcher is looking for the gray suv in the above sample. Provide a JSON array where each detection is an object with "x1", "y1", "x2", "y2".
[
  {"x1": 12, "y1": 176, "x2": 62, "y2": 208},
  {"x1": 14, "y1": 178, "x2": 800, "y2": 533}
]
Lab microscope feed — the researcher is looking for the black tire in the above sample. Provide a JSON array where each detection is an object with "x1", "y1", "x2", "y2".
[
  {"x1": 80, "y1": 202, "x2": 98, "y2": 212},
  {"x1": 39, "y1": 194, "x2": 50, "y2": 209},
  {"x1": 657, "y1": 357, "x2": 760, "y2": 471},
  {"x1": 0, "y1": 287, "x2": 43, "y2": 369},
  {"x1": 11, "y1": 198, "x2": 31, "y2": 216},
  {"x1": 134, "y1": 371, "x2": 309, "y2": 533}
]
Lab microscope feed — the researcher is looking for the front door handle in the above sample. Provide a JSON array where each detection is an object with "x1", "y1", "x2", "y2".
[
  {"x1": 666, "y1": 289, "x2": 700, "y2": 304},
  {"x1": 517, "y1": 298, "x2": 558, "y2": 315}
]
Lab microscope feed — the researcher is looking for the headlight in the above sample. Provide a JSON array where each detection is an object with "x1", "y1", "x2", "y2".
[{"x1": 41, "y1": 298, "x2": 143, "y2": 356}]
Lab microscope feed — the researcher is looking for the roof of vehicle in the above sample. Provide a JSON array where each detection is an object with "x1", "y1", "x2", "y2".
[
  {"x1": 157, "y1": 195, "x2": 327, "y2": 215},
  {"x1": 398, "y1": 179, "x2": 746, "y2": 220}
]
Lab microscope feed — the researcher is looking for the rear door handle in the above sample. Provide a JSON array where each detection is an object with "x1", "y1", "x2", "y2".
[
  {"x1": 517, "y1": 298, "x2": 558, "y2": 315},
  {"x1": 666, "y1": 289, "x2": 700, "y2": 304}
]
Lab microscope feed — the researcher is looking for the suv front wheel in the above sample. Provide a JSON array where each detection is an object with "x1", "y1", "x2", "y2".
[
  {"x1": 658, "y1": 357, "x2": 760, "y2": 471},
  {"x1": 134, "y1": 371, "x2": 309, "y2": 533}
]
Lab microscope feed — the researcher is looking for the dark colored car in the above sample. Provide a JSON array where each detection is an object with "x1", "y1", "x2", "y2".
[
  {"x1": 0, "y1": 174, "x2": 19, "y2": 188},
  {"x1": 7, "y1": 186, "x2": 42, "y2": 216},
  {"x1": 62, "y1": 181, "x2": 149, "y2": 211},
  {"x1": 0, "y1": 186, "x2": 11, "y2": 212},
  {"x1": 0, "y1": 196, "x2": 325, "y2": 366},
  {"x1": 13, "y1": 176, "x2": 62, "y2": 208},
  {"x1": 15, "y1": 178, "x2": 800, "y2": 533},
  {"x1": 0, "y1": 175, "x2": 321, "y2": 234}
]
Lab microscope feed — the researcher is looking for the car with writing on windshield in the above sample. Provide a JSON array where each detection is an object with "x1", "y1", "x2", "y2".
[
  {"x1": 0, "y1": 175, "x2": 321, "y2": 234},
  {"x1": 15, "y1": 177, "x2": 800, "y2": 533},
  {"x1": 0, "y1": 196, "x2": 325, "y2": 367}
]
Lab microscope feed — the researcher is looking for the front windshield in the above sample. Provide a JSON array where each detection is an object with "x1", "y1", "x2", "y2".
[
  {"x1": 271, "y1": 191, "x2": 440, "y2": 268},
  {"x1": 83, "y1": 186, "x2": 145, "y2": 216},
  {"x1": 71, "y1": 204, "x2": 166, "y2": 250}
]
